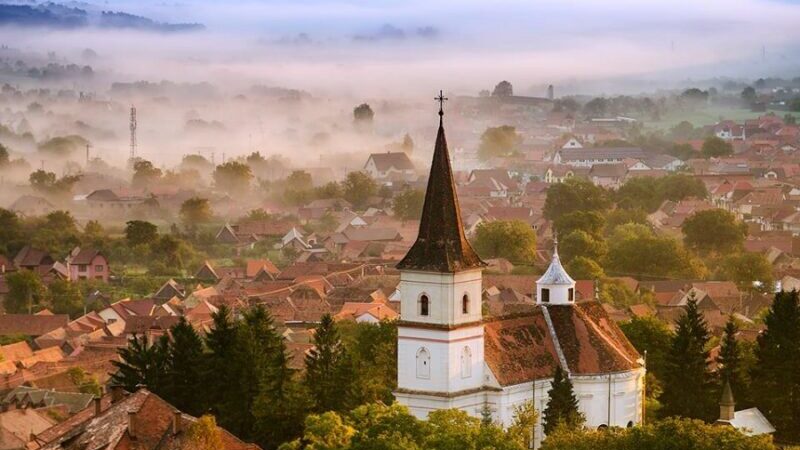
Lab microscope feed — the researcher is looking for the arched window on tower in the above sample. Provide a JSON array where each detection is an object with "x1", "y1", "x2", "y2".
[
  {"x1": 462, "y1": 294, "x2": 469, "y2": 314},
  {"x1": 419, "y1": 294, "x2": 429, "y2": 316},
  {"x1": 460, "y1": 346, "x2": 472, "y2": 378},
  {"x1": 416, "y1": 347, "x2": 431, "y2": 379}
]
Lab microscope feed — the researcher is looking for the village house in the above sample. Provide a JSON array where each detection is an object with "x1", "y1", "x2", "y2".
[
  {"x1": 363, "y1": 152, "x2": 416, "y2": 183},
  {"x1": 66, "y1": 247, "x2": 110, "y2": 282},
  {"x1": 554, "y1": 147, "x2": 647, "y2": 167}
]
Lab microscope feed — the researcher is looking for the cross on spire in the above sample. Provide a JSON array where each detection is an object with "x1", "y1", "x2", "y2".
[{"x1": 435, "y1": 90, "x2": 448, "y2": 120}]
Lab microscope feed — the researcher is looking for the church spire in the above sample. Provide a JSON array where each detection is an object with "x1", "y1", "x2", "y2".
[{"x1": 396, "y1": 91, "x2": 485, "y2": 273}]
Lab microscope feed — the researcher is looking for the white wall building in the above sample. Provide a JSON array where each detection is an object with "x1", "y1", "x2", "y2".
[{"x1": 396, "y1": 110, "x2": 645, "y2": 447}]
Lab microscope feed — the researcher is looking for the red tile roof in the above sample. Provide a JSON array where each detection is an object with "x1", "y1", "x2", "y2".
[{"x1": 484, "y1": 302, "x2": 641, "y2": 386}]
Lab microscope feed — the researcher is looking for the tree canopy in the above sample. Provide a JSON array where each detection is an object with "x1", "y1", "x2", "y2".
[
  {"x1": 682, "y1": 209, "x2": 746, "y2": 254},
  {"x1": 472, "y1": 220, "x2": 537, "y2": 265},
  {"x1": 477, "y1": 125, "x2": 522, "y2": 160}
]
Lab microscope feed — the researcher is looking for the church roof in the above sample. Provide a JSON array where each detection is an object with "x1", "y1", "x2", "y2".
[
  {"x1": 396, "y1": 109, "x2": 485, "y2": 273},
  {"x1": 536, "y1": 244, "x2": 574, "y2": 286},
  {"x1": 483, "y1": 302, "x2": 641, "y2": 386}
]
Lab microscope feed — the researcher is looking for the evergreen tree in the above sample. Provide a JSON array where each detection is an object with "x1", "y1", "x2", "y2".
[
  {"x1": 203, "y1": 304, "x2": 239, "y2": 420},
  {"x1": 228, "y1": 305, "x2": 285, "y2": 440},
  {"x1": 253, "y1": 341, "x2": 309, "y2": 449},
  {"x1": 305, "y1": 314, "x2": 355, "y2": 413},
  {"x1": 111, "y1": 334, "x2": 168, "y2": 393},
  {"x1": 717, "y1": 316, "x2": 747, "y2": 406},
  {"x1": 660, "y1": 297, "x2": 714, "y2": 420},
  {"x1": 542, "y1": 366, "x2": 584, "y2": 434},
  {"x1": 752, "y1": 290, "x2": 800, "y2": 442},
  {"x1": 164, "y1": 317, "x2": 205, "y2": 416}
]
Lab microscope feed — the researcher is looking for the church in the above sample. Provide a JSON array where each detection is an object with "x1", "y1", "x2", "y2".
[{"x1": 394, "y1": 96, "x2": 645, "y2": 443}]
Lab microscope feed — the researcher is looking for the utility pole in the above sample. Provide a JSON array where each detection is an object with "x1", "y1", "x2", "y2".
[{"x1": 85, "y1": 143, "x2": 92, "y2": 165}]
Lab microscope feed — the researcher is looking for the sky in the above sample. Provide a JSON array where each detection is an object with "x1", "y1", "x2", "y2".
[{"x1": 4, "y1": 0, "x2": 800, "y2": 96}]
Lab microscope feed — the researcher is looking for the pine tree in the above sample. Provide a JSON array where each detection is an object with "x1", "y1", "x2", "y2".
[
  {"x1": 111, "y1": 334, "x2": 168, "y2": 393},
  {"x1": 660, "y1": 297, "x2": 714, "y2": 420},
  {"x1": 752, "y1": 290, "x2": 800, "y2": 441},
  {"x1": 253, "y1": 343, "x2": 309, "y2": 450},
  {"x1": 164, "y1": 317, "x2": 205, "y2": 416},
  {"x1": 305, "y1": 314, "x2": 355, "y2": 413},
  {"x1": 228, "y1": 305, "x2": 285, "y2": 440},
  {"x1": 542, "y1": 366, "x2": 584, "y2": 434},
  {"x1": 203, "y1": 305, "x2": 239, "y2": 421},
  {"x1": 717, "y1": 316, "x2": 747, "y2": 405}
]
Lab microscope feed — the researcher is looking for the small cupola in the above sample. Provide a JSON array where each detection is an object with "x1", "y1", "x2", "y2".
[{"x1": 536, "y1": 239, "x2": 576, "y2": 305}]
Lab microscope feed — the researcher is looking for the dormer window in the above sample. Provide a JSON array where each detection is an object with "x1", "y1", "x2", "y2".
[
  {"x1": 462, "y1": 294, "x2": 469, "y2": 314},
  {"x1": 420, "y1": 295, "x2": 429, "y2": 316}
]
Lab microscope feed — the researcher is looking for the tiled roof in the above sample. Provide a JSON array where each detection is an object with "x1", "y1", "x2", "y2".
[
  {"x1": 0, "y1": 314, "x2": 69, "y2": 336},
  {"x1": 559, "y1": 147, "x2": 646, "y2": 161},
  {"x1": 484, "y1": 302, "x2": 641, "y2": 386},
  {"x1": 367, "y1": 152, "x2": 415, "y2": 171}
]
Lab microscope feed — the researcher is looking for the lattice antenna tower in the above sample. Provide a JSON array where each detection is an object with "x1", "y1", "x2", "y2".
[{"x1": 129, "y1": 106, "x2": 137, "y2": 159}]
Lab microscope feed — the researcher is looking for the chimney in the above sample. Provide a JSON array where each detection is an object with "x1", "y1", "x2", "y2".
[
  {"x1": 128, "y1": 411, "x2": 137, "y2": 439},
  {"x1": 93, "y1": 397, "x2": 102, "y2": 416},
  {"x1": 718, "y1": 380, "x2": 736, "y2": 422},
  {"x1": 111, "y1": 385, "x2": 125, "y2": 403},
  {"x1": 172, "y1": 410, "x2": 182, "y2": 435}
]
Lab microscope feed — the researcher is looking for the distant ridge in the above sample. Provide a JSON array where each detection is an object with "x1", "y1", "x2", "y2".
[{"x1": 0, "y1": 3, "x2": 205, "y2": 32}]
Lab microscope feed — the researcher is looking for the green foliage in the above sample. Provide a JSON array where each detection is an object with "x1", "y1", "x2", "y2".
[
  {"x1": 718, "y1": 317, "x2": 749, "y2": 406},
  {"x1": 477, "y1": 125, "x2": 522, "y2": 160},
  {"x1": 598, "y1": 278, "x2": 641, "y2": 308},
  {"x1": 544, "y1": 178, "x2": 611, "y2": 221},
  {"x1": 5, "y1": 270, "x2": 47, "y2": 314},
  {"x1": 541, "y1": 417, "x2": 776, "y2": 450},
  {"x1": 0, "y1": 208, "x2": 25, "y2": 255},
  {"x1": 282, "y1": 402, "x2": 529, "y2": 450},
  {"x1": 29, "y1": 210, "x2": 82, "y2": 258},
  {"x1": 47, "y1": 279, "x2": 84, "y2": 317},
  {"x1": 185, "y1": 415, "x2": 225, "y2": 450},
  {"x1": 66, "y1": 367, "x2": 102, "y2": 397},
  {"x1": 37, "y1": 135, "x2": 88, "y2": 157},
  {"x1": 721, "y1": 252, "x2": 774, "y2": 294},
  {"x1": 660, "y1": 298, "x2": 715, "y2": 420},
  {"x1": 393, "y1": 189, "x2": 425, "y2": 221},
  {"x1": 164, "y1": 317, "x2": 205, "y2": 416},
  {"x1": 543, "y1": 366, "x2": 585, "y2": 434},
  {"x1": 111, "y1": 334, "x2": 169, "y2": 393},
  {"x1": 472, "y1": 220, "x2": 537, "y2": 264},
  {"x1": 0, "y1": 143, "x2": 8, "y2": 166},
  {"x1": 615, "y1": 174, "x2": 707, "y2": 212},
  {"x1": 353, "y1": 103, "x2": 374, "y2": 123},
  {"x1": 343, "y1": 172, "x2": 378, "y2": 209},
  {"x1": 701, "y1": 136, "x2": 733, "y2": 158},
  {"x1": 337, "y1": 320, "x2": 397, "y2": 405},
  {"x1": 682, "y1": 209, "x2": 746, "y2": 254},
  {"x1": 132, "y1": 160, "x2": 163, "y2": 188},
  {"x1": 284, "y1": 170, "x2": 314, "y2": 205},
  {"x1": 604, "y1": 208, "x2": 648, "y2": 234},
  {"x1": 305, "y1": 314, "x2": 356, "y2": 413},
  {"x1": 606, "y1": 224, "x2": 704, "y2": 279},
  {"x1": 214, "y1": 161, "x2": 253, "y2": 194},
  {"x1": 620, "y1": 316, "x2": 672, "y2": 383},
  {"x1": 752, "y1": 290, "x2": 800, "y2": 442},
  {"x1": 559, "y1": 230, "x2": 606, "y2": 264},
  {"x1": 554, "y1": 211, "x2": 605, "y2": 238},
  {"x1": 565, "y1": 256, "x2": 605, "y2": 280},
  {"x1": 125, "y1": 220, "x2": 158, "y2": 246},
  {"x1": 180, "y1": 197, "x2": 213, "y2": 225}
]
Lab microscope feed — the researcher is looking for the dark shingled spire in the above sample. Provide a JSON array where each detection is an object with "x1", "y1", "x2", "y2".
[{"x1": 396, "y1": 95, "x2": 485, "y2": 273}]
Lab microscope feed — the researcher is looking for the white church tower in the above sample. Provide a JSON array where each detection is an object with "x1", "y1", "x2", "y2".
[
  {"x1": 394, "y1": 93, "x2": 489, "y2": 415},
  {"x1": 535, "y1": 240, "x2": 576, "y2": 305}
]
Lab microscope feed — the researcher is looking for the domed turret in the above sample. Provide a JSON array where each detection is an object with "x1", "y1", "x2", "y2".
[{"x1": 536, "y1": 239, "x2": 576, "y2": 305}]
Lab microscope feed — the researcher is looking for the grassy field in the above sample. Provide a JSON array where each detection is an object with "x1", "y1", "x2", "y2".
[{"x1": 646, "y1": 107, "x2": 799, "y2": 131}]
